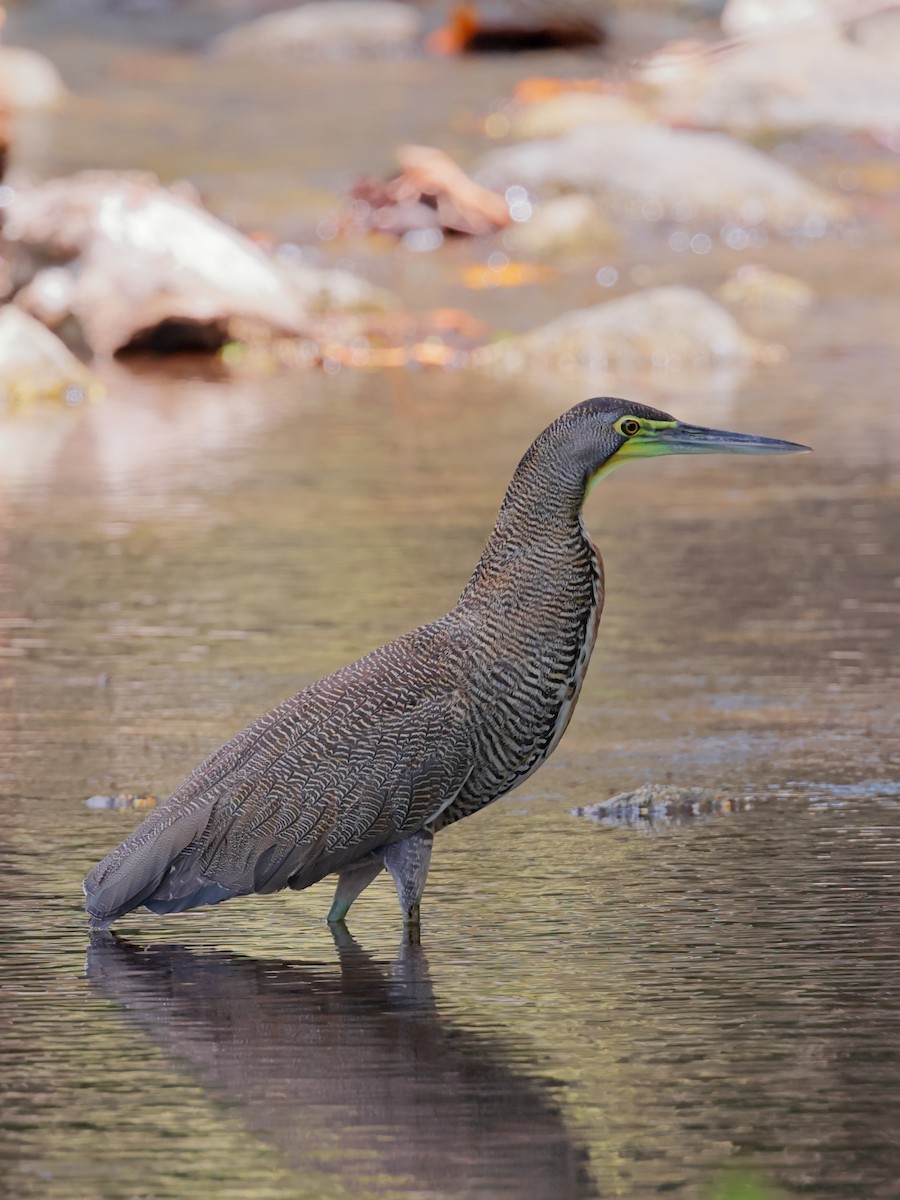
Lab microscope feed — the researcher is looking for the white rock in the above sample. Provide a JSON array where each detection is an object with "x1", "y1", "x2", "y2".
[
  {"x1": 476, "y1": 124, "x2": 847, "y2": 229},
  {"x1": 720, "y1": 0, "x2": 838, "y2": 39},
  {"x1": 850, "y1": 5, "x2": 900, "y2": 65},
  {"x1": 5, "y1": 172, "x2": 310, "y2": 356},
  {"x1": 642, "y1": 31, "x2": 900, "y2": 134},
  {"x1": 280, "y1": 261, "x2": 399, "y2": 313},
  {"x1": 0, "y1": 305, "x2": 99, "y2": 405},
  {"x1": 471, "y1": 286, "x2": 764, "y2": 374},
  {"x1": 209, "y1": 1, "x2": 422, "y2": 61},
  {"x1": 0, "y1": 45, "x2": 66, "y2": 111}
]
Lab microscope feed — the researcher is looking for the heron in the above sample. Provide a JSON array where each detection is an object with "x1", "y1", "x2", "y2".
[{"x1": 84, "y1": 397, "x2": 808, "y2": 936}]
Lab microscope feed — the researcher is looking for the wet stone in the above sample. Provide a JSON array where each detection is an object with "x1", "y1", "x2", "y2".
[
  {"x1": 573, "y1": 784, "x2": 755, "y2": 828},
  {"x1": 476, "y1": 123, "x2": 849, "y2": 230},
  {"x1": 471, "y1": 285, "x2": 766, "y2": 375},
  {"x1": 208, "y1": 1, "x2": 423, "y2": 62}
]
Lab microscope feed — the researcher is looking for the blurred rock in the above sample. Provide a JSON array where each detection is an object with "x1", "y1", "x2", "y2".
[
  {"x1": 351, "y1": 144, "x2": 509, "y2": 239},
  {"x1": 6, "y1": 172, "x2": 310, "y2": 356},
  {"x1": 471, "y1": 286, "x2": 766, "y2": 374},
  {"x1": 640, "y1": 30, "x2": 900, "y2": 135},
  {"x1": 476, "y1": 124, "x2": 847, "y2": 230},
  {"x1": 0, "y1": 305, "x2": 100, "y2": 407},
  {"x1": 850, "y1": 5, "x2": 900, "y2": 64},
  {"x1": 716, "y1": 264, "x2": 815, "y2": 316},
  {"x1": 720, "y1": 0, "x2": 836, "y2": 39},
  {"x1": 280, "y1": 261, "x2": 399, "y2": 313},
  {"x1": 209, "y1": 1, "x2": 423, "y2": 61},
  {"x1": 85, "y1": 793, "x2": 157, "y2": 811},
  {"x1": 427, "y1": 1, "x2": 605, "y2": 53},
  {"x1": 0, "y1": 48, "x2": 66, "y2": 111},
  {"x1": 507, "y1": 91, "x2": 650, "y2": 140},
  {"x1": 0, "y1": 7, "x2": 66, "y2": 111},
  {"x1": 311, "y1": 307, "x2": 486, "y2": 369},
  {"x1": 573, "y1": 783, "x2": 752, "y2": 828},
  {"x1": 504, "y1": 194, "x2": 619, "y2": 257}
]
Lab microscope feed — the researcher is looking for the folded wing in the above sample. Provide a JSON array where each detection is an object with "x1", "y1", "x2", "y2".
[{"x1": 84, "y1": 624, "x2": 473, "y2": 926}]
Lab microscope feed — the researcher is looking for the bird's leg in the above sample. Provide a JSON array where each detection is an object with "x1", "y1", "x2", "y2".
[
  {"x1": 327, "y1": 856, "x2": 384, "y2": 925},
  {"x1": 382, "y1": 829, "x2": 433, "y2": 942}
]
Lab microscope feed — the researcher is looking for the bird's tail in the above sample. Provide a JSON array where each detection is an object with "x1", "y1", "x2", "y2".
[{"x1": 83, "y1": 798, "x2": 235, "y2": 927}]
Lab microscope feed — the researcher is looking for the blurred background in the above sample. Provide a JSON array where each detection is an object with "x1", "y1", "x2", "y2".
[{"x1": 1, "y1": 3, "x2": 899, "y2": 1199}]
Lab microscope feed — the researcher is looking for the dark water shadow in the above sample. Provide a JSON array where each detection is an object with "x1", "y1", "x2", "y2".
[{"x1": 86, "y1": 931, "x2": 598, "y2": 1199}]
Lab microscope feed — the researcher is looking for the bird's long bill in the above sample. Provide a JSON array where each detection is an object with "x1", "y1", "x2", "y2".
[
  {"x1": 617, "y1": 420, "x2": 811, "y2": 462},
  {"x1": 652, "y1": 422, "x2": 811, "y2": 456}
]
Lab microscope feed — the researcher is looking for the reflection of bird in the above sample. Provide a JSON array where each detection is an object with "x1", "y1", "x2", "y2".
[
  {"x1": 86, "y1": 933, "x2": 597, "y2": 1199},
  {"x1": 84, "y1": 398, "x2": 807, "y2": 935}
]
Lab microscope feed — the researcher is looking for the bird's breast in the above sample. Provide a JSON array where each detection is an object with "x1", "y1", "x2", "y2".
[{"x1": 450, "y1": 530, "x2": 604, "y2": 818}]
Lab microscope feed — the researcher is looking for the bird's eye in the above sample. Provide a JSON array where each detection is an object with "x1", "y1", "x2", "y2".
[{"x1": 620, "y1": 418, "x2": 641, "y2": 437}]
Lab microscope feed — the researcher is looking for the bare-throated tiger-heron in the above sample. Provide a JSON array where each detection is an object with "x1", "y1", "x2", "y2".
[{"x1": 84, "y1": 398, "x2": 808, "y2": 935}]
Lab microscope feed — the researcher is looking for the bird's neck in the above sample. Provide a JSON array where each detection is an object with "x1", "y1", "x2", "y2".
[{"x1": 459, "y1": 442, "x2": 593, "y2": 607}]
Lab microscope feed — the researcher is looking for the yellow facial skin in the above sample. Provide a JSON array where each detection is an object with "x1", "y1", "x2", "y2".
[
  {"x1": 610, "y1": 416, "x2": 679, "y2": 460},
  {"x1": 586, "y1": 417, "x2": 678, "y2": 495},
  {"x1": 585, "y1": 413, "x2": 809, "y2": 497}
]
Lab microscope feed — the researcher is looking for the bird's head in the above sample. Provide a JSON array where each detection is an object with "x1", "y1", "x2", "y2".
[{"x1": 564, "y1": 397, "x2": 810, "y2": 492}]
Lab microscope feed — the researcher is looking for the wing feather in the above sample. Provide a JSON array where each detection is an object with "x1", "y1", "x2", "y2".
[{"x1": 84, "y1": 620, "x2": 473, "y2": 925}]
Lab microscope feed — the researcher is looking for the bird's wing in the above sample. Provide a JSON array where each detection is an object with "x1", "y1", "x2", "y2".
[{"x1": 84, "y1": 623, "x2": 474, "y2": 924}]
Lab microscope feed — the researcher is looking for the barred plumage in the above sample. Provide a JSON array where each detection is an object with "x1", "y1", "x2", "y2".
[{"x1": 84, "y1": 396, "x2": 807, "y2": 934}]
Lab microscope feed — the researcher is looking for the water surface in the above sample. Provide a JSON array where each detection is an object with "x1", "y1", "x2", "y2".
[{"x1": 1, "y1": 10, "x2": 899, "y2": 1199}]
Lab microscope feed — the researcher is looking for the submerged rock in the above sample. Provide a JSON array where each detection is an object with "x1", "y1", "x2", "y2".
[
  {"x1": 573, "y1": 783, "x2": 753, "y2": 828},
  {"x1": 0, "y1": 305, "x2": 100, "y2": 406},
  {"x1": 476, "y1": 123, "x2": 847, "y2": 230},
  {"x1": 6, "y1": 172, "x2": 310, "y2": 356},
  {"x1": 471, "y1": 286, "x2": 766, "y2": 375},
  {"x1": 209, "y1": 1, "x2": 423, "y2": 61}
]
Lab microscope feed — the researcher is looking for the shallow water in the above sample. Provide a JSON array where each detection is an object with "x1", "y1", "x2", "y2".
[{"x1": 2, "y1": 8, "x2": 900, "y2": 1200}]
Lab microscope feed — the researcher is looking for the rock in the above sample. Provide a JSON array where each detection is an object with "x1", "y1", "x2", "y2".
[
  {"x1": 280, "y1": 260, "x2": 399, "y2": 314},
  {"x1": 476, "y1": 123, "x2": 847, "y2": 230},
  {"x1": 427, "y1": 1, "x2": 605, "y2": 53},
  {"x1": 85, "y1": 793, "x2": 157, "y2": 811},
  {"x1": 471, "y1": 286, "x2": 765, "y2": 375},
  {"x1": 640, "y1": 31, "x2": 900, "y2": 135},
  {"x1": 508, "y1": 91, "x2": 650, "y2": 141},
  {"x1": 209, "y1": 1, "x2": 423, "y2": 61},
  {"x1": 716, "y1": 264, "x2": 815, "y2": 316},
  {"x1": 573, "y1": 783, "x2": 752, "y2": 828},
  {"x1": 351, "y1": 143, "x2": 510, "y2": 239},
  {"x1": 5, "y1": 172, "x2": 310, "y2": 356},
  {"x1": 15, "y1": 266, "x2": 76, "y2": 328},
  {"x1": 850, "y1": 5, "x2": 900, "y2": 65},
  {"x1": 720, "y1": 0, "x2": 836, "y2": 39},
  {"x1": 0, "y1": 305, "x2": 100, "y2": 406},
  {"x1": 504, "y1": 194, "x2": 619, "y2": 257},
  {"x1": 0, "y1": 5, "x2": 66, "y2": 111}
]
